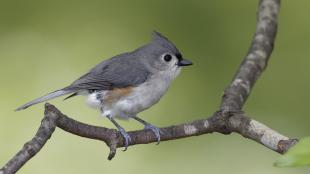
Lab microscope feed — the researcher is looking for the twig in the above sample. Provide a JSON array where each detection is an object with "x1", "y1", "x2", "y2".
[
  {"x1": 0, "y1": 0, "x2": 298, "y2": 174},
  {"x1": 221, "y1": 0, "x2": 280, "y2": 111}
]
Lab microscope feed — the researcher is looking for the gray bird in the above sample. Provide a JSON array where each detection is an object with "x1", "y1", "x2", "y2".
[{"x1": 16, "y1": 31, "x2": 192, "y2": 150}]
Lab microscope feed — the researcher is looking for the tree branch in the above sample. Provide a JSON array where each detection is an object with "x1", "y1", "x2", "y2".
[
  {"x1": 221, "y1": 0, "x2": 280, "y2": 111},
  {"x1": 0, "y1": 0, "x2": 298, "y2": 174}
]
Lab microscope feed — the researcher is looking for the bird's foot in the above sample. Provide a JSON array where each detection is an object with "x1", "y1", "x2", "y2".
[
  {"x1": 118, "y1": 127, "x2": 132, "y2": 151},
  {"x1": 144, "y1": 124, "x2": 162, "y2": 145}
]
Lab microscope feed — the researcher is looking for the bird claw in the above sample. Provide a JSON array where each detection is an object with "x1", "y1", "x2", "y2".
[
  {"x1": 144, "y1": 124, "x2": 161, "y2": 145},
  {"x1": 118, "y1": 128, "x2": 132, "y2": 151}
]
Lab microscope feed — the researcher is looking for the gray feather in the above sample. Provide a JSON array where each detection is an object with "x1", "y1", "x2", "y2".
[
  {"x1": 63, "y1": 92, "x2": 78, "y2": 100},
  {"x1": 16, "y1": 31, "x2": 183, "y2": 111},
  {"x1": 67, "y1": 53, "x2": 150, "y2": 91},
  {"x1": 15, "y1": 89, "x2": 75, "y2": 111},
  {"x1": 66, "y1": 31, "x2": 180, "y2": 91},
  {"x1": 152, "y1": 31, "x2": 180, "y2": 55}
]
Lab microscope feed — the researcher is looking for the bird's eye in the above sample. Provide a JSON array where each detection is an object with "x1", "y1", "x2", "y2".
[{"x1": 163, "y1": 54, "x2": 172, "y2": 62}]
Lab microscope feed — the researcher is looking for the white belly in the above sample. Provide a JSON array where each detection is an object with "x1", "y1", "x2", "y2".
[
  {"x1": 86, "y1": 69, "x2": 181, "y2": 119},
  {"x1": 116, "y1": 78, "x2": 170, "y2": 118}
]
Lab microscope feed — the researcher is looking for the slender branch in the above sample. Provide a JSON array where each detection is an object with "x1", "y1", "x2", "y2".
[
  {"x1": 0, "y1": 104, "x2": 297, "y2": 174},
  {"x1": 0, "y1": 107, "x2": 58, "y2": 174},
  {"x1": 221, "y1": 0, "x2": 280, "y2": 111},
  {"x1": 0, "y1": 0, "x2": 299, "y2": 174}
]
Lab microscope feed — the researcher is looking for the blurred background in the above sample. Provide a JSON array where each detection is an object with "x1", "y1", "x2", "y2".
[{"x1": 0, "y1": 0, "x2": 309, "y2": 173}]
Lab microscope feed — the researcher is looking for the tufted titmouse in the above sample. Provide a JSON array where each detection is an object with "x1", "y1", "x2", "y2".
[{"x1": 16, "y1": 31, "x2": 192, "y2": 149}]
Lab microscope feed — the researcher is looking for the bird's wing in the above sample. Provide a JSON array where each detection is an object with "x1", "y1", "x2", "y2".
[{"x1": 67, "y1": 55, "x2": 150, "y2": 91}]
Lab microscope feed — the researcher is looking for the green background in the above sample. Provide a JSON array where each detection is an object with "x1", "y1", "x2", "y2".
[{"x1": 1, "y1": 0, "x2": 309, "y2": 173}]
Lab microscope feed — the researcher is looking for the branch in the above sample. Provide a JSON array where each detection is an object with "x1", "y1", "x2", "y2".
[
  {"x1": 0, "y1": 0, "x2": 298, "y2": 174},
  {"x1": 221, "y1": 0, "x2": 280, "y2": 110}
]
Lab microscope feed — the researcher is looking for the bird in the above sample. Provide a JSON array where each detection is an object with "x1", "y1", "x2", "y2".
[{"x1": 16, "y1": 31, "x2": 193, "y2": 150}]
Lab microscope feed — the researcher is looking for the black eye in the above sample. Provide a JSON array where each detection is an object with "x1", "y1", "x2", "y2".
[{"x1": 163, "y1": 54, "x2": 172, "y2": 62}]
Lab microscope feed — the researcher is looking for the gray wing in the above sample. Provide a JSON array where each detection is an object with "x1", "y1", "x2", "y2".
[
  {"x1": 16, "y1": 53, "x2": 150, "y2": 110},
  {"x1": 67, "y1": 54, "x2": 150, "y2": 91}
]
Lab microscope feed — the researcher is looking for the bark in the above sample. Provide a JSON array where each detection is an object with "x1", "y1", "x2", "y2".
[{"x1": 0, "y1": 0, "x2": 298, "y2": 174}]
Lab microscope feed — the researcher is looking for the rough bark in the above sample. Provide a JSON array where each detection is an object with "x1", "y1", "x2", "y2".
[{"x1": 0, "y1": 0, "x2": 298, "y2": 174}]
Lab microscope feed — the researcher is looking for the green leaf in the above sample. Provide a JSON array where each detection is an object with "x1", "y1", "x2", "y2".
[{"x1": 274, "y1": 137, "x2": 310, "y2": 167}]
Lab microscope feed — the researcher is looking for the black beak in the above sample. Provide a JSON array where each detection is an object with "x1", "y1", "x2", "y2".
[{"x1": 178, "y1": 59, "x2": 193, "y2": 66}]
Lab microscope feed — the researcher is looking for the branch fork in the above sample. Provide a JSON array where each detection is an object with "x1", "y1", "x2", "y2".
[{"x1": 1, "y1": 0, "x2": 298, "y2": 174}]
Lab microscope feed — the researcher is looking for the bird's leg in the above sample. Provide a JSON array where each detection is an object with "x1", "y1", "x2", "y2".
[
  {"x1": 106, "y1": 115, "x2": 131, "y2": 151},
  {"x1": 132, "y1": 116, "x2": 161, "y2": 145}
]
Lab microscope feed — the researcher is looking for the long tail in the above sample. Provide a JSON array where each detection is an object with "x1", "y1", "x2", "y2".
[{"x1": 15, "y1": 88, "x2": 76, "y2": 111}]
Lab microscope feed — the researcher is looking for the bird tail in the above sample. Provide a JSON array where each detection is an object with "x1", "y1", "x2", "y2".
[{"x1": 15, "y1": 88, "x2": 76, "y2": 111}]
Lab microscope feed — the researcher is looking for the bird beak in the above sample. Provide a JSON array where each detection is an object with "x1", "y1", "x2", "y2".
[{"x1": 177, "y1": 59, "x2": 193, "y2": 66}]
